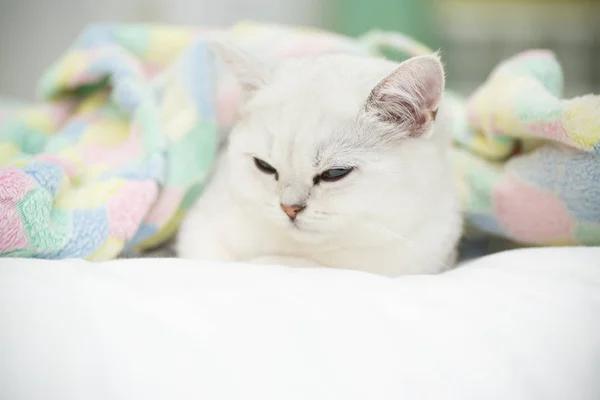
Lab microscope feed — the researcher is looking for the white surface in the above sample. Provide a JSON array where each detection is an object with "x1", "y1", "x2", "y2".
[{"x1": 0, "y1": 247, "x2": 599, "y2": 400}]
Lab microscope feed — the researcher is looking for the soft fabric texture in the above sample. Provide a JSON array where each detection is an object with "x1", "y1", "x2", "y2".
[
  {"x1": 0, "y1": 22, "x2": 378, "y2": 260},
  {"x1": 0, "y1": 21, "x2": 599, "y2": 260},
  {"x1": 449, "y1": 50, "x2": 600, "y2": 253},
  {"x1": 0, "y1": 25, "x2": 219, "y2": 259},
  {"x1": 1, "y1": 247, "x2": 599, "y2": 399}
]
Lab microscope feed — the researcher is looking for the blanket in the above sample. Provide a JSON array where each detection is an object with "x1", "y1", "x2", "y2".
[
  {"x1": 0, "y1": 22, "x2": 598, "y2": 260},
  {"x1": 450, "y1": 50, "x2": 600, "y2": 255}
]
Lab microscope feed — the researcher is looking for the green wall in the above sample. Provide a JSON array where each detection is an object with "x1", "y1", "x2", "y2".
[{"x1": 328, "y1": 0, "x2": 439, "y2": 48}]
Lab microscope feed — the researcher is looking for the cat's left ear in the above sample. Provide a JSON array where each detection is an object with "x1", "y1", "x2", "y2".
[
  {"x1": 365, "y1": 54, "x2": 445, "y2": 138},
  {"x1": 211, "y1": 40, "x2": 269, "y2": 97}
]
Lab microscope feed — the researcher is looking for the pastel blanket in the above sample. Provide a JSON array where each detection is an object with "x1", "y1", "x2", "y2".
[
  {"x1": 0, "y1": 22, "x2": 598, "y2": 260},
  {"x1": 449, "y1": 50, "x2": 600, "y2": 254},
  {"x1": 0, "y1": 22, "x2": 381, "y2": 259}
]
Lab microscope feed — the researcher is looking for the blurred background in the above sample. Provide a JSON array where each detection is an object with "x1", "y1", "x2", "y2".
[{"x1": 0, "y1": 0, "x2": 598, "y2": 100}]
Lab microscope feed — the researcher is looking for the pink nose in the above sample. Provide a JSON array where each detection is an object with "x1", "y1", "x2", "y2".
[{"x1": 280, "y1": 204, "x2": 305, "y2": 219}]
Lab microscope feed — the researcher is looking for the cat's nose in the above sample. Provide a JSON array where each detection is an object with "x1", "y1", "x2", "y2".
[{"x1": 280, "y1": 203, "x2": 305, "y2": 220}]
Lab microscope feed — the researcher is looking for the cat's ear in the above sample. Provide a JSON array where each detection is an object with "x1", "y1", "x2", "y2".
[
  {"x1": 211, "y1": 40, "x2": 269, "y2": 96},
  {"x1": 365, "y1": 54, "x2": 445, "y2": 137}
]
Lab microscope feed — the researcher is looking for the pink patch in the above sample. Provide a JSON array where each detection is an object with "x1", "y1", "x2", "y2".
[
  {"x1": 142, "y1": 62, "x2": 164, "y2": 79},
  {"x1": 69, "y1": 70, "x2": 98, "y2": 87},
  {"x1": 82, "y1": 122, "x2": 142, "y2": 167},
  {"x1": 527, "y1": 120, "x2": 567, "y2": 143},
  {"x1": 489, "y1": 115, "x2": 505, "y2": 136},
  {"x1": 106, "y1": 180, "x2": 158, "y2": 239},
  {"x1": 144, "y1": 188, "x2": 185, "y2": 226},
  {"x1": 494, "y1": 175, "x2": 573, "y2": 243},
  {"x1": 0, "y1": 168, "x2": 36, "y2": 202},
  {"x1": 34, "y1": 154, "x2": 78, "y2": 178},
  {"x1": 45, "y1": 100, "x2": 77, "y2": 129},
  {"x1": 0, "y1": 202, "x2": 28, "y2": 253}
]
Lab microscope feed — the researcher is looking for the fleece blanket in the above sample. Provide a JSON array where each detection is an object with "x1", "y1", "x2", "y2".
[
  {"x1": 448, "y1": 50, "x2": 600, "y2": 255},
  {"x1": 0, "y1": 22, "x2": 372, "y2": 260},
  {"x1": 0, "y1": 22, "x2": 598, "y2": 260}
]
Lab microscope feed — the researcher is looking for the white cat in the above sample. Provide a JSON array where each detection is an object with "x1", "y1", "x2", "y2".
[{"x1": 177, "y1": 43, "x2": 462, "y2": 276}]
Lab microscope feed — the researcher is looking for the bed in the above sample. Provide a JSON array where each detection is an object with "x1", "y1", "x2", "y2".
[{"x1": 1, "y1": 247, "x2": 599, "y2": 399}]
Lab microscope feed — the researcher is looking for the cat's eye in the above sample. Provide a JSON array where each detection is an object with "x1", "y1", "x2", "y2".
[
  {"x1": 253, "y1": 157, "x2": 277, "y2": 175},
  {"x1": 319, "y1": 167, "x2": 354, "y2": 182}
]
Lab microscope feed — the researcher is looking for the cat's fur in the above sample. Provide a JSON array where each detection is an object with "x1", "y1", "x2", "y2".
[{"x1": 177, "y1": 43, "x2": 462, "y2": 276}]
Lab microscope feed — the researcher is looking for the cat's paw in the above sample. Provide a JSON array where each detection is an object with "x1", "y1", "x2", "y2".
[{"x1": 249, "y1": 255, "x2": 322, "y2": 268}]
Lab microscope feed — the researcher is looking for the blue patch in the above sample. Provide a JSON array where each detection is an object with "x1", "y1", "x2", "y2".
[
  {"x1": 21, "y1": 162, "x2": 62, "y2": 196},
  {"x1": 59, "y1": 119, "x2": 88, "y2": 143},
  {"x1": 466, "y1": 213, "x2": 506, "y2": 237},
  {"x1": 50, "y1": 208, "x2": 109, "y2": 259},
  {"x1": 506, "y1": 146, "x2": 565, "y2": 188},
  {"x1": 507, "y1": 146, "x2": 600, "y2": 222},
  {"x1": 562, "y1": 152, "x2": 600, "y2": 221},
  {"x1": 178, "y1": 41, "x2": 215, "y2": 120},
  {"x1": 100, "y1": 154, "x2": 165, "y2": 183},
  {"x1": 111, "y1": 79, "x2": 143, "y2": 113},
  {"x1": 458, "y1": 238, "x2": 492, "y2": 261},
  {"x1": 125, "y1": 224, "x2": 158, "y2": 250}
]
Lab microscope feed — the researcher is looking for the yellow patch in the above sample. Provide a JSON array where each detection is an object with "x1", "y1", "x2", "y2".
[
  {"x1": 564, "y1": 96, "x2": 600, "y2": 149},
  {"x1": 58, "y1": 147, "x2": 84, "y2": 179},
  {"x1": 55, "y1": 53, "x2": 88, "y2": 87},
  {"x1": 136, "y1": 210, "x2": 184, "y2": 251},
  {"x1": 0, "y1": 142, "x2": 20, "y2": 165},
  {"x1": 147, "y1": 28, "x2": 194, "y2": 64},
  {"x1": 20, "y1": 110, "x2": 55, "y2": 134},
  {"x1": 88, "y1": 237, "x2": 124, "y2": 261},
  {"x1": 80, "y1": 119, "x2": 130, "y2": 147},
  {"x1": 160, "y1": 81, "x2": 197, "y2": 141},
  {"x1": 544, "y1": 237, "x2": 578, "y2": 246},
  {"x1": 56, "y1": 179, "x2": 124, "y2": 209},
  {"x1": 77, "y1": 91, "x2": 109, "y2": 115},
  {"x1": 471, "y1": 134, "x2": 513, "y2": 160},
  {"x1": 79, "y1": 164, "x2": 110, "y2": 183}
]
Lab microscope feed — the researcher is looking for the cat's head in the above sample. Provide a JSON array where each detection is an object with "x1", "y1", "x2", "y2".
[{"x1": 215, "y1": 42, "x2": 449, "y2": 243}]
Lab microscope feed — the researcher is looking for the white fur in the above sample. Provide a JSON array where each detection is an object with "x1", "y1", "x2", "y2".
[{"x1": 177, "y1": 48, "x2": 462, "y2": 276}]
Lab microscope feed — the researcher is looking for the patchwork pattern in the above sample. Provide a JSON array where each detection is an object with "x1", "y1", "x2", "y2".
[
  {"x1": 0, "y1": 25, "x2": 217, "y2": 260},
  {"x1": 0, "y1": 22, "x2": 598, "y2": 260},
  {"x1": 451, "y1": 50, "x2": 600, "y2": 248},
  {"x1": 0, "y1": 22, "x2": 376, "y2": 260}
]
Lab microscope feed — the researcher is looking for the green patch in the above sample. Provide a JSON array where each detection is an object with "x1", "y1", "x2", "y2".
[
  {"x1": 166, "y1": 120, "x2": 218, "y2": 187},
  {"x1": 136, "y1": 99, "x2": 164, "y2": 155},
  {"x1": 72, "y1": 77, "x2": 110, "y2": 97},
  {"x1": 0, "y1": 119, "x2": 48, "y2": 154},
  {"x1": 114, "y1": 26, "x2": 150, "y2": 56},
  {"x1": 465, "y1": 160, "x2": 502, "y2": 213},
  {"x1": 0, "y1": 249, "x2": 31, "y2": 258},
  {"x1": 574, "y1": 222, "x2": 600, "y2": 246},
  {"x1": 180, "y1": 183, "x2": 205, "y2": 210},
  {"x1": 18, "y1": 188, "x2": 71, "y2": 253}
]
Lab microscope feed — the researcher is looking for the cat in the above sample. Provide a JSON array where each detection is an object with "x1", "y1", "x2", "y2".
[{"x1": 176, "y1": 42, "x2": 462, "y2": 276}]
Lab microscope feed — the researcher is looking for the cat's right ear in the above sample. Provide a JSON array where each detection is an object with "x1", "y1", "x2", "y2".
[
  {"x1": 211, "y1": 40, "x2": 269, "y2": 97},
  {"x1": 364, "y1": 54, "x2": 445, "y2": 138}
]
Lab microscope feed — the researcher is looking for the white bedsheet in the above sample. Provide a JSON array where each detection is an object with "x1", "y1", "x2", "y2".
[{"x1": 1, "y1": 247, "x2": 599, "y2": 400}]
